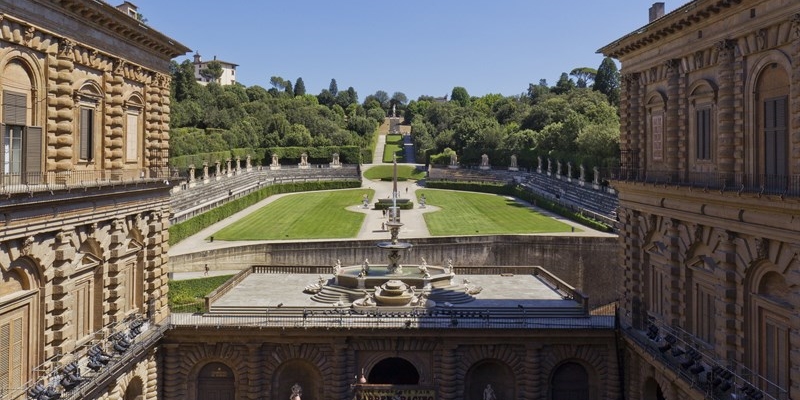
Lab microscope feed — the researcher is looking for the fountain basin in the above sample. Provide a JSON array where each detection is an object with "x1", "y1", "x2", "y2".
[{"x1": 336, "y1": 265, "x2": 451, "y2": 289}]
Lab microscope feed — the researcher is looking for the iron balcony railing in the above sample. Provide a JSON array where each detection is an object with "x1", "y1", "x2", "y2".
[
  {"x1": 605, "y1": 168, "x2": 800, "y2": 198},
  {"x1": 0, "y1": 167, "x2": 179, "y2": 196}
]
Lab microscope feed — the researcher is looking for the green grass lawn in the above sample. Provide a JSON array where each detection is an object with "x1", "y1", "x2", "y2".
[
  {"x1": 363, "y1": 165, "x2": 426, "y2": 181},
  {"x1": 210, "y1": 189, "x2": 374, "y2": 240},
  {"x1": 418, "y1": 189, "x2": 577, "y2": 236},
  {"x1": 169, "y1": 275, "x2": 234, "y2": 312},
  {"x1": 382, "y1": 143, "x2": 404, "y2": 163}
]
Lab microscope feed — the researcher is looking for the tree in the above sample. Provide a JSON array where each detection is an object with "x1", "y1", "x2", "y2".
[
  {"x1": 594, "y1": 57, "x2": 620, "y2": 106},
  {"x1": 199, "y1": 60, "x2": 223, "y2": 84},
  {"x1": 374, "y1": 90, "x2": 389, "y2": 108},
  {"x1": 284, "y1": 80, "x2": 294, "y2": 97},
  {"x1": 551, "y1": 73, "x2": 576, "y2": 95},
  {"x1": 294, "y1": 77, "x2": 306, "y2": 96},
  {"x1": 170, "y1": 60, "x2": 199, "y2": 102},
  {"x1": 570, "y1": 67, "x2": 597, "y2": 89},
  {"x1": 329, "y1": 79, "x2": 338, "y2": 96},
  {"x1": 450, "y1": 86, "x2": 470, "y2": 107},
  {"x1": 269, "y1": 76, "x2": 288, "y2": 91},
  {"x1": 526, "y1": 79, "x2": 550, "y2": 104},
  {"x1": 391, "y1": 92, "x2": 408, "y2": 106}
]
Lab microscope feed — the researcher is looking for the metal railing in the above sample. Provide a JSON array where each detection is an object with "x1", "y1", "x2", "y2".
[
  {"x1": 626, "y1": 318, "x2": 789, "y2": 400},
  {"x1": 170, "y1": 309, "x2": 615, "y2": 330},
  {"x1": 606, "y1": 168, "x2": 800, "y2": 198},
  {"x1": 0, "y1": 167, "x2": 177, "y2": 196}
]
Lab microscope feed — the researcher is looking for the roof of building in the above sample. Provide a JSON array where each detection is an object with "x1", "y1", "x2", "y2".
[{"x1": 597, "y1": 0, "x2": 741, "y2": 58}]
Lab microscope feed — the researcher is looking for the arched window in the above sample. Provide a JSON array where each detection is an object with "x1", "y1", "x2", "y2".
[
  {"x1": 0, "y1": 257, "x2": 41, "y2": 395},
  {"x1": 688, "y1": 80, "x2": 717, "y2": 167},
  {"x1": 754, "y1": 64, "x2": 789, "y2": 187},
  {"x1": 75, "y1": 81, "x2": 103, "y2": 164},
  {"x1": 272, "y1": 359, "x2": 322, "y2": 400},
  {"x1": 1, "y1": 59, "x2": 41, "y2": 184},
  {"x1": 550, "y1": 362, "x2": 590, "y2": 400},
  {"x1": 464, "y1": 359, "x2": 515, "y2": 400},
  {"x1": 749, "y1": 267, "x2": 791, "y2": 397},
  {"x1": 645, "y1": 92, "x2": 667, "y2": 166},
  {"x1": 125, "y1": 94, "x2": 143, "y2": 164}
]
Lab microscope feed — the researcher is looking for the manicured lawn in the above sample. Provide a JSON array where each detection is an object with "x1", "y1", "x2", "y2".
[
  {"x1": 169, "y1": 275, "x2": 234, "y2": 312},
  {"x1": 382, "y1": 134, "x2": 405, "y2": 163},
  {"x1": 363, "y1": 165, "x2": 426, "y2": 181},
  {"x1": 417, "y1": 189, "x2": 577, "y2": 236},
  {"x1": 210, "y1": 189, "x2": 374, "y2": 240}
]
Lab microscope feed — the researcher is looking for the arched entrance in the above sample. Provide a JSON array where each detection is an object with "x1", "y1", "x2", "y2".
[
  {"x1": 643, "y1": 377, "x2": 666, "y2": 400},
  {"x1": 464, "y1": 360, "x2": 515, "y2": 400},
  {"x1": 123, "y1": 377, "x2": 144, "y2": 400},
  {"x1": 196, "y1": 362, "x2": 235, "y2": 400},
  {"x1": 368, "y1": 357, "x2": 419, "y2": 384},
  {"x1": 550, "y1": 362, "x2": 590, "y2": 400},
  {"x1": 272, "y1": 359, "x2": 322, "y2": 400}
]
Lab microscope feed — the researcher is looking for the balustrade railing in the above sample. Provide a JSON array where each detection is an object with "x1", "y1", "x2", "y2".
[
  {"x1": 0, "y1": 168, "x2": 177, "y2": 196},
  {"x1": 605, "y1": 168, "x2": 800, "y2": 198}
]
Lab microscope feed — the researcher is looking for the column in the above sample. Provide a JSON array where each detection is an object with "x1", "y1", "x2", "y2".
[
  {"x1": 438, "y1": 344, "x2": 459, "y2": 400},
  {"x1": 521, "y1": 344, "x2": 542, "y2": 400}
]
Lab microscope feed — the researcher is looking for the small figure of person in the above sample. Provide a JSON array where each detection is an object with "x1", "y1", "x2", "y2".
[
  {"x1": 381, "y1": 222, "x2": 386, "y2": 231},
  {"x1": 483, "y1": 383, "x2": 496, "y2": 400},
  {"x1": 204, "y1": 264, "x2": 209, "y2": 276}
]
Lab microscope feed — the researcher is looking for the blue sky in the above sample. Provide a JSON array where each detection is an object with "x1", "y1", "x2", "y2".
[{"x1": 132, "y1": 0, "x2": 677, "y2": 100}]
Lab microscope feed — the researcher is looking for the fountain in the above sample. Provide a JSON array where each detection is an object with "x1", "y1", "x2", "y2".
[{"x1": 306, "y1": 157, "x2": 476, "y2": 307}]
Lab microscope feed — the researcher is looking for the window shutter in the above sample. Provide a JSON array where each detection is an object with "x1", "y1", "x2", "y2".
[
  {"x1": 774, "y1": 97, "x2": 786, "y2": 129},
  {"x1": 0, "y1": 322, "x2": 9, "y2": 389},
  {"x1": 0, "y1": 123, "x2": 4, "y2": 170},
  {"x1": 24, "y1": 126, "x2": 42, "y2": 183},
  {"x1": 80, "y1": 108, "x2": 92, "y2": 160},
  {"x1": 9, "y1": 318, "x2": 21, "y2": 389},
  {"x1": 3, "y1": 91, "x2": 26, "y2": 125}
]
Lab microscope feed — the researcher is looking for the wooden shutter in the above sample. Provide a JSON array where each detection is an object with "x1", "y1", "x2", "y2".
[
  {"x1": 24, "y1": 126, "x2": 42, "y2": 184},
  {"x1": 0, "y1": 123, "x2": 4, "y2": 171},
  {"x1": 2, "y1": 91, "x2": 26, "y2": 125},
  {"x1": 80, "y1": 108, "x2": 93, "y2": 160},
  {"x1": 774, "y1": 97, "x2": 787, "y2": 177}
]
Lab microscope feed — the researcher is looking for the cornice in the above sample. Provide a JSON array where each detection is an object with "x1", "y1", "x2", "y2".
[{"x1": 598, "y1": 0, "x2": 743, "y2": 59}]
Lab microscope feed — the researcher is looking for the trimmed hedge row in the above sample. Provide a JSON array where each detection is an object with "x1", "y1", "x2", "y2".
[
  {"x1": 424, "y1": 181, "x2": 613, "y2": 233},
  {"x1": 169, "y1": 180, "x2": 362, "y2": 245}
]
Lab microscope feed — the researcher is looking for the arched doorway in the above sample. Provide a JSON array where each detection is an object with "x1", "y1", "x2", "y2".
[
  {"x1": 196, "y1": 362, "x2": 235, "y2": 400},
  {"x1": 464, "y1": 360, "x2": 515, "y2": 400},
  {"x1": 272, "y1": 359, "x2": 322, "y2": 400},
  {"x1": 643, "y1": 377, "x2": 666, "y2": 400},
  {"x1": 550, "y1": 362, "x2": 590, "y2": 400},
  {"x1": 123, "y1": 377, "x2": 144, "y2": 400},
  {"x1": 368, "y1": 357, "x2": 419, "y2": 384}
]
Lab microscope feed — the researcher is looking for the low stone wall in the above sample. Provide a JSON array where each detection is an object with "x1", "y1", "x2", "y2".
[{"x1": 169, "y1": 235, "x2": 620, "y2": 308}]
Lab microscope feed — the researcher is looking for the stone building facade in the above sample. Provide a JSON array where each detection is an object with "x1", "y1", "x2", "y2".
[
  {"x1": 0, "y1": 1, "x2": 187, "y2": 398},
  {"x1": 600, "y1": 1, "x2": 799, "y2": 399}
]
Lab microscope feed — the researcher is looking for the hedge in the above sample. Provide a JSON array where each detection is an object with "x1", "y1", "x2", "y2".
[
  {"x1": 169, "y1": 180, "x2": 362, "y2": 245},
  {"x1": 424, "y1": 181, "x2": 613, "y2": 232}
]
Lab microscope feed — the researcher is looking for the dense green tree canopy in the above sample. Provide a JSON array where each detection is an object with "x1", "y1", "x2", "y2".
[{"x1": 594, "y1": 57, "x2": 620, "y2": 106}]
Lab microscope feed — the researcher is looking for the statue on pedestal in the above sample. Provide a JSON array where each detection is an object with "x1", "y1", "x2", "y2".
[{"x1": 289, "y1": 383, "x2": 302, "y2": 400}]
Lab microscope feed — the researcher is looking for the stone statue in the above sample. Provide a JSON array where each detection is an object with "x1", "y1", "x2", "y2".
[
  {"x1": 446, "y1": 258, "x2": 454, "y2": 274},
  {"x1": 362, "y1": 258, "x2": 370, "y2": 273},
  {"x1": 362, "y1": 290, "x2": 376, "y2": 306},
  {"x1": 318, "y1": 275, "x2": 325, "y2": 287},
  {"x1": 203, "y1": 162, "x2": 209, "y2": 180},
  {"x1": 270, "y1": 153, "x2": 281, "y2": 170},
  {"x1": 537, "y1": 156, "x2": 543, "y2": 173},
  {"x1": 556, "y1": 160, "x2": 562, "y2": 176},
  {"x1": 509, "y1": 154, "x2": 518, "y2": 171},
  {"x1": 331, "y1": 152, "x2": 340, "y2": 166},
  {"x1": 299, "y1": 152, "x2": 309, "y2": 169},
  {"x1": 547, "y1": 158, "x2": 552, "y2": 175},
  {"x1": 235, "y1": 157, "x2": 241, "y2": 172},
  {"x1": 246, "y1": 154, "x2": 252, "y2": 169},
  {"x1": 290, "y1": 383, "x2": 302, "y2": 400},
  {"x1": 188, "y1": 164, "x2": 196, "y2": 182},
  {"x1": 450, "y1": 152, "x2": 458, "y2": 166},
  {"x1": 481, "y1": 154, "x2": 489, "y2": 167},
  {"x1": 483, "y1": 384, "x2": 496, "y2": 400},
  {"x1": 420, "y1": 257, "x2": 428, "y2": 267},
  {"x1": 333, "y1": 259, "x2": 342, "y2": 275},
  {"x1": 579, "y1": 164, "x2": 586, "y2": 182}
]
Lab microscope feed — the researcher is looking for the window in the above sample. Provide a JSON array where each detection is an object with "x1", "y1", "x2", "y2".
[
  {"x1": 651, "y1": 112, "x2": 663, "y2": 162},
  {"x1": 79, "y1": 107, "x2": 94, "y2": 161},
  {"x1": 73, "y1": 278, "x2": 93, "y2": 341},
  {"x1": 126, "y1": 112, "x2": 139, "y2": 162},
  {"x1": 763, "y1": 96, "x2": 787, "y2": 177},
  {"x1": 648, "y1": 268, "x2": 665, "y2": 318},
  {"x1": 0, "y1": 309, "x2": 27, "y2": 394},
  {"x1": 696, "y1": 107, "x2": 711, "y2": 160},
  {"x1": 2, "y1": 90, "x2": 41, "y2": 183},
  {"x1": 694, "y1": 284, "x2": 715, "y2": 344},
  {"x1": 2, "y1": 125, "x2": 22, "y2": 175}
]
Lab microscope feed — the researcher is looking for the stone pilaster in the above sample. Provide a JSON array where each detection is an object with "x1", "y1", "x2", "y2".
[
  {"x1": 522, "y1": 344, "x2": 542, "y2": 400},
  {"x1": 144, "y1": 211, "x2": 169, "y2": 323},
  {"x1": 676, "y1": 61, "x2": 688, "y2": 175},
  {"x1": 665, "y1": 218, "x2": 682, "y2": 327},
  {"x1": 161, "y1": 344, "x2": 184, "y2": 399},
  {"x1": 243, "y1": 343, "x2": 262, "y2": 400},
  {"x1": 716, "y1": 40, "x2": 737, "y2": 176},
  {"x1": 105, "y1": 61, "x2": 125, "y2": 169},
  {"x1": 47, "y1": 230, "x2": 75, "y2": 358},
  {"x1": 144, "y1": 76, "x2": 165, "y2": 176},
  {"x1": 665, "y1": 60, "x2": 680, "y2": 174},
  {"x1": 46, "y1": 39, "x2": 75, "y2": 172},
  {"x1": 714, "y1": 231, "x2": 740, "y2": 362},
  {"x1": 621, "y1": 209, "x2": 645, "y2": 329},
  {"x1": 330, "y1": 343, "x2": 349, "y2": 400},
  {"x1": 438, "y1": 344, "x2": 458, "y2": 400},
  {"x1": 104, "y1": 220, "x2": 124, "y2": 325},
  {"x1": 145, "y1": 348, "x2": 159, "y2": 400}
]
